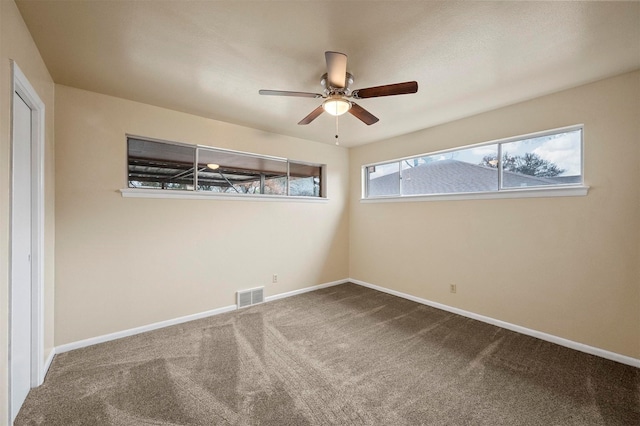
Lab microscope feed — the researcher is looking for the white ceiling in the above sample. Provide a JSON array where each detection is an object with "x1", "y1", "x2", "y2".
[{"x1": 16, "y1": 0, "x2": 640, "y2": 148}]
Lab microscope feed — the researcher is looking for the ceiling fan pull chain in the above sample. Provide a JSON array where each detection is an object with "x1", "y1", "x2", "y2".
[{"x1": 335, "y1": 114, "x2": 339, "y2": 145}]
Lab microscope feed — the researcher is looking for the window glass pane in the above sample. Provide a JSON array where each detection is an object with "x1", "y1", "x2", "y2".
[
  {"x1": 196, "y1": 148, "x2": 288, "y2": 195},
  {"x1": 128, "y1": 138, "x2": 195, "y2": 190},
  {"x1": 234, "y1": 181, "x2": 261, "y2": 194},
  {"x1": 367, "y1": 162, "x2": 400, "y2": 197},
  {"x1": 197, "y1": 148, "x2": 255, "y2": 193},
  {"x1": 264, "y1": 176, "x2": 287, "y2": 195},
  {"x1": 289, "y1": 162, "x2": 322, "y2": 197},
  {"x1": 500, "y1": 129, "x2": 582, "y2": 188},
  {"x1": 400, "y1": 145, "x2": 499, "y2": 195}
]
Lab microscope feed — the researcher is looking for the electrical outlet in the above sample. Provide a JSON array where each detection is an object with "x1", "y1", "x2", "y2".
[
  {"x1": 450, "y1": 284, "x2": 457, "y2": 293},
  {"x1": 272, "y1": 274, "x2": 278, "y2": 284}
]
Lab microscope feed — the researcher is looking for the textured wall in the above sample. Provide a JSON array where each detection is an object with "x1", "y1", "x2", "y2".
[
  {"x1": 349, "y1": 71, "x2": 640, "y2": 358},
  {"x1": 54, "y1": 85, "x2": 350, "y2": 346}
]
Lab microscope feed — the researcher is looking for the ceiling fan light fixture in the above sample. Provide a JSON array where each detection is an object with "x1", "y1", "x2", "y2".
[
  {"x1": 260, "y1": 51, "x2": 416, "y2": 127},
  {"x1": 322, "y1": 98, "x2": 351, "y2": 116}
]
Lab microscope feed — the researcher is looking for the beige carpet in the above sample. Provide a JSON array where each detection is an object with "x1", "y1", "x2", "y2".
[{"x1": 16, "y1": 283, "x2": 640, "y2": 425}]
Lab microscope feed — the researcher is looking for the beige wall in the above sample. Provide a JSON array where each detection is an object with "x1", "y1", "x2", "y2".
[
  {"x1": 349, "y1": 70, "x2": 640, "y2": 359},
  {"x1": 0, "y1": 2, "x2": 636, "y2": 421},
  {"x1": 0, "y1": 0, "x2": 56, "y2": 422},
  {"x1": 4, "y1": 7, "x2": 638, "y2": 418},
  {"x1": 54, "y1": 84, "x2": 350, "y2": 346}
]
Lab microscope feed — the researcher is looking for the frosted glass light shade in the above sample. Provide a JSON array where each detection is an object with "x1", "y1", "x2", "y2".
[{"x1": 322, "y1": 98, "x2": 351, "y2": 116}]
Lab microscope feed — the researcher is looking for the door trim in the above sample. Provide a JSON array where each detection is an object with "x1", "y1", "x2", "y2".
[{"x1": 9, "y1": 61, "x2": 46, "y2": 421}]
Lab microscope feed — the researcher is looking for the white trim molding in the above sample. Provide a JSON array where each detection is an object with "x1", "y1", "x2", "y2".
[
  {"x1": 56, "y1": 304, "x2": 238, "y2": 354},
  {"x1": 11, "y1": 61, "x2": 46, "y2": 388},
  {"x1": 349, "y1": 278, "x2": 640, "y2": 369},
  {"x1": 54, "y1": 278, "x2": 637, "y2": 369},
  {"x1": 43, "y1": 349, "x2": 55, "y2": 378},
  {"x1": 361, "y1": 185, "x2": 589, "y2": 203},
  {"x1": 265, "y1": 279, "x2": 348, "y2": 303},
  {"x1": 56, "y1": 279, "x2": 348, "y2": 354},
  {"x1": 120, "y1": 188, "x2": 328, "y2": 203}
]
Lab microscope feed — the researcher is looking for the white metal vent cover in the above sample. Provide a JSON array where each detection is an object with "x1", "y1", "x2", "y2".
[{"x1": 237, "y1": 287, "x2": 265, "y2": 309}]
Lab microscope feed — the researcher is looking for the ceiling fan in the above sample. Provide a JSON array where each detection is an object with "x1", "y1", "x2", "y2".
[{"x1": 259, "y1": 51, "x2": 418, "y2": 126}]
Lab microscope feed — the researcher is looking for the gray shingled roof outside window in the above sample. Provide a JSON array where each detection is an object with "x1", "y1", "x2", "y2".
[{"x1": 368, "y1": 159, "x2": 580, "y2": 197}]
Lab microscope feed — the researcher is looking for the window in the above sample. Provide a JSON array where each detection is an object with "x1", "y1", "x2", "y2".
[
  {"x1": 289, "y1": 162, "x2": 322, "y2": 197},
  {"x1": 364, "y1": 126, "x2": 584, "y2": 199},
  {"x1": 128, "y1": 139, "x2": 196, "y2": 190},
  {"x1": 127, "y1": 137, "x2": 325, "y2": 198},
  {"x1": 366, "y1": 162, "x2": 400, "y2": 197}
]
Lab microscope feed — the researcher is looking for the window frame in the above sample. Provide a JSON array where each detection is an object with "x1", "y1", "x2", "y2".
[
  {"x1": 362, "y1": 124, "x2": 588, "y2": 202},
  {"x1": 123, "y1": 135, "x2": 327, "y2": 201}
]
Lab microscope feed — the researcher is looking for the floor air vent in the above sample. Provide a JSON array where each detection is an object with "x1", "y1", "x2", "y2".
[{"x1": 237, "y1": 287, "x2": 265, "y2": 309}]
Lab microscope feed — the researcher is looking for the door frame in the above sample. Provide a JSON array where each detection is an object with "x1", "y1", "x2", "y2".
[{"x1": 9, "y1": 61, "x2": 46, "y2": 421}]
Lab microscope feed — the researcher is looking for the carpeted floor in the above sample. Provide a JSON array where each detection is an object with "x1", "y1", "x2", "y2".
[{"x1": 16, "y1": 283, "x2": 640, "y2": 425}]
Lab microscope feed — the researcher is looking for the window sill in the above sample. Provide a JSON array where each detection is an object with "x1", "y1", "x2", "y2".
[
  {"x1": 361, "y1": 185, "x2": 589, "y2": 203},
  {"x1": 120, "y1": 188, "x2": 328, "y2": 203}
]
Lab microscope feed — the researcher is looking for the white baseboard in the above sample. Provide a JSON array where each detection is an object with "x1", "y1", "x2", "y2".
[
  {"x1": 42, "y1": 348, "x2": 56, "y2": 381},
  {"x1": 54, "y1": 278, "x2": 638, "y2": 368},
  {"x1": 56, "y1": 304, "x2": 237, "y2": 354},
  {"x1": 56, "y1": 279, "x2": 349, "y2": 354},
  {"x1": 349, "y1": 278, "x2": 640, "y2": 368},
  {"x1": 265, "y1": 279, "x2": 348, "y2": 303},
  {"x1": 34, "y1": 347, "x2": 56, "y2": 387}
]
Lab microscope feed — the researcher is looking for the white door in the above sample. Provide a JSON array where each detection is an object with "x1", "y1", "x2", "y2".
[{"x1": 11, "y1": 92, "x2": 33, "y2": 423}]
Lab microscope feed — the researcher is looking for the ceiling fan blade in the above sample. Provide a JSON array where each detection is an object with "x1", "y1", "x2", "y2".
[
  {"x1": 349, "y1": 103, "x2": 379, "y2": 125},
  {"x1": 298, "y1": 105, "x2": 325, "y2": 125},
  {"x1": 259, "y1": 89, "x2": 322, "y2": 98},
  {"x1": 325, "y1": 51, "x2": 348, "y2": 88},
  {"x1": 352, "y1": 81, "x2": 418, "y2": 99}
]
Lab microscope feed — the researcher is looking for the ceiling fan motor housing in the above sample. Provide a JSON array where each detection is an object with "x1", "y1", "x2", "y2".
[{"x1": 321, "y1": 72, "x2": 354, "y2": 96}]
